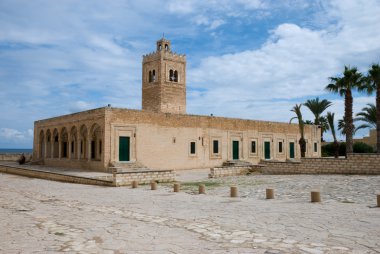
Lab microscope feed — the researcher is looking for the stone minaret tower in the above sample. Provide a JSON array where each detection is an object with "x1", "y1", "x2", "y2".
[{"x1": 142, "y1": 38, "x2": 186, "y2": 114}]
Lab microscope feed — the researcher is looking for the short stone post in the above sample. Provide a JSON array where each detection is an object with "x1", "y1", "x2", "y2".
[
  {"x1": 174, "y1": 183, "x2": 180, "y2": 192},
  {"x1": 266, "y1": 188, "x2": 274, "y2": 199},
  {"x1": 311, "y1": 191, "x2": 321, "y2": 202},
  {"x1": 199, "y1": 184, "x2": 205, "y2": 194},
  {"x1": 377, "y1": 194, "x2": 380, "y2": 207},
  {"x1": 230, "y1": 186, "x2": 238, "y2": 197},
  {"x1": 151, "y1": 181, "x2": 157, "y2": 190},
  {"x1": 132, "y1": 180, "x2": 138, "y2": 188}
]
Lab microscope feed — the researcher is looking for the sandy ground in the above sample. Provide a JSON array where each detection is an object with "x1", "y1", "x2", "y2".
[{"x1": 0, "y1": 171, "x2": 379, "y2": 254}]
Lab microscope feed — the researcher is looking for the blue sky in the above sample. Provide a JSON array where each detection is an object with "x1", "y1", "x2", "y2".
[{"x1": 0, "y1": 0, "x2": 379, "y2": 148}]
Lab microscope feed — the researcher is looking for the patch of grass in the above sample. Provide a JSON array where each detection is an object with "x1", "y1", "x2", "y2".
[
  {"x1": 179, "y1": 181, "x2": 223, "y2": 191},
  {"x1": 340, "y1": 200, "x2": 355, "y2": 204}
]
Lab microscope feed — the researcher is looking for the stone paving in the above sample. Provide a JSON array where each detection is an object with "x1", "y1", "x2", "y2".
[{"x1": 0, "y1": 172, "x2": 379, "y2": 253}]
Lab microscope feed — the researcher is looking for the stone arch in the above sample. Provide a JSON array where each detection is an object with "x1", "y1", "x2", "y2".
[
  {"x1": 46, "y1": 129, "x2": 52, "y2": 158},
  {"x1": 60, "y1": 127, "x2": 69, "y2": 158},
  {"x1": 90, "y1": 123, "x2": 102, "y2": 161},
  {"x1": 52, "y1": 128, "x2": 59, "y2": 158},
  {"x1": 70, "y1": 126, "x2": 78, "y2": 159},
  {"x1": 39, "y1": 130, "x2": 45, "y2": 159},
  {"x1": 79, "y1": 125, "x2": 88, "y2": 160}
]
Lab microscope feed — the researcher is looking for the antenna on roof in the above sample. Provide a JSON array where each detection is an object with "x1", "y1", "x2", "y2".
[{"x1": 162, "y1": 32, "x2": 165, "y2": 38}]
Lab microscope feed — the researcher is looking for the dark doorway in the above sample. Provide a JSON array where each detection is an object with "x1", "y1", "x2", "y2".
[
  {"x1": 289, "y1": 142, "x2": 295, "y2": 159},
  {"x1": 119, "y1": 137, "x2": 130, "y2": 161},
  {"x1": 264, "y1": 141, "x2": 271, "y2": 160},
  {"x1": 232, "y1": 140, "x2": 239, "y2": 160}
]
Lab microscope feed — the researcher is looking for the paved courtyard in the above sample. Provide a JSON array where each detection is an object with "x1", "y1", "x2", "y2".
[{"x1": 0, "y1": 171, "x2": 379, "y2": 253}]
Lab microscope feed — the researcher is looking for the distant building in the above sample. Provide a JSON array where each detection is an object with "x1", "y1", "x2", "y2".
[
  {"x1": 33, "y1": 38, "x2": 321, "y2": 171},
  {"x1": 354, "y1": 129, "x2": 377, "y2": 150}
]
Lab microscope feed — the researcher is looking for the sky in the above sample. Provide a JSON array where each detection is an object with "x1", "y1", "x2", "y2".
[{"x1": 0, "y1": 0, "x2": 379, "y2": 148}]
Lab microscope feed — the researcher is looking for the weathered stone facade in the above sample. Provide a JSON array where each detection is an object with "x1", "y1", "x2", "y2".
[
  {"x1": 142, "y1": 38, "x2": 186, "y2": 114},
  {"x1": 33, "y1": 38, "x2": 321, "y2": 172}
]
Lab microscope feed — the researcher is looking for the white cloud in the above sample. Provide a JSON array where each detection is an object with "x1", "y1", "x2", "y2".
[
  {"x1": 69, "y1": 101, "x2": 94, "y2": 113},
  {"x1": 0, "y1": 128, "x2": 33, "y2": 142},
  {"x1": 187, "y1": 0, "x2": 380, "y2": 128}
]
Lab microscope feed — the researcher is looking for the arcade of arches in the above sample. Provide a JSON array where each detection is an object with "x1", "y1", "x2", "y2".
[{"x1": 37, "y1": 123, "x2": 103, "y2": 162}]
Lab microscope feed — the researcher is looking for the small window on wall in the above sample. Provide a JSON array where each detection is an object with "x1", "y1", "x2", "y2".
[
  {"x1": 251, "y1": 141, "x2": 256, "y2": 153},
  {"x1": 314, "y1": 142, "x2": 318, "y2": 153},
  {"x1": 278, "y1": 141, "x2": 283, "y2": 153},
  {"x1": 190, "y1": 141, "x2": 196, "y2": 155},
  {"x1": 213, "y1": 140, "x2": 219, "y2": 154}
]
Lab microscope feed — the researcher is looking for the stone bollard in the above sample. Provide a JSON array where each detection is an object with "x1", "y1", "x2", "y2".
[
  {"x1": 132, "y1": 180, "x2": 138, "y2": 188},
  {"x1": 266, "y1": 188, "x2": 274, "y2": 199},
  {"x1": 151, "y1": 181, "x2": 157, "y2": 190},
  {"x1": 174, "y1": 183, "x2": 180, "y2": 192},
  {"x1": 311, "y1": 191, "x2": 321, "y2": 202},
  {"x1": 199, "y1": 184, "x2": 206, "y2": 194},
  {"x1": 377, "y1": 194, "x2": 380, "y2": 207},
  {"x1": 230, "y1": 186, "x2": 238, "y2": 197}
]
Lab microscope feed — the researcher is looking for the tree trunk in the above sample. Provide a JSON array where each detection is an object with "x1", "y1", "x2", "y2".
[
  {"x1": 299, "y1": 137, "x2": 306, "y2": 158},
  {"x1": 333, "y1": 141, "x2": 339, "y2": 158},
  {"x1": 345, "y1": 89, "x2": 354, "y2": 155},
  {"x1": 377, "y1": 84, "x2": 380, "y2": 153},
  {"x1": 321, "y1": 126, "x2": 324, "y2": 142}
]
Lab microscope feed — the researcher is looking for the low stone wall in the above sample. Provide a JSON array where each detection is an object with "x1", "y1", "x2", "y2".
[
  {"x1": 260, "y1": 153, "x2": 380, "y2": 175},
  {"x1": 43, "y1": 158, "x2": 105, "y2": 172},
  {"x1": 0, "y1": 153, "x2": 32, "y2": 161},
  {"x1": 0, "y1": 164, "x2": 113, "y2": 186},
  {"x1": 209, "y1": 166, "x2": 250, "y2": 178},
  {"x1": 113, "y1": 169, "x2": 175, "y2": 186}
]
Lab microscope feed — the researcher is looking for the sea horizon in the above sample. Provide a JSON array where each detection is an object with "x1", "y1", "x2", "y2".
[{"x1": 0, "y1": 148, "x2": 33, "y2": 154}]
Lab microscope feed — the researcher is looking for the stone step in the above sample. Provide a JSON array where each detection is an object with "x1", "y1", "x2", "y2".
[{"x1": 222, "y1": 160, "x2": 254, "y2": 167}]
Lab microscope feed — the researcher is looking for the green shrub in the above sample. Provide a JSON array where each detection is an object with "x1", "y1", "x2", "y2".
[
  {"x1": 321, "y1": 142, "x2": 346, "y2": 157},
  {"x1": 353, "y1": 142, "x2": 374, "y2": 153}
]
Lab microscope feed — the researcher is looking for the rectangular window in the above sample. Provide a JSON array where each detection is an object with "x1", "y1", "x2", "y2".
[
  {"x1": 278, "y1": 141, "x2": 283, "y2": 153},
  {"x1": 190, "y1": 141, "x2": 196, "y2": 155},
  {"x1": 314, "y1": 142, "x2": 318, "y2": 153},
  {"x1": 251, "y1": 141, "x2": 256, "y2": 153},
  {"x1": 213, "y1": 140, "x2": 219, "y2": 154}
]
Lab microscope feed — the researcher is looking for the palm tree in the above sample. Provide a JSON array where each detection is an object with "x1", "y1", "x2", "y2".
[
  {"x1": 326, "y1": 66, "x2": 364, "y2": 154},
  {"x1": 304, "y1": 97, "x2": 332, "y2": 141},
  {"x1": 360, "y1": 64, "x2": 380, "y2": 153},
  {"x1": 338, "y1": 116, "x2": 357, "y2": 136},
  {"x1": 290, "y1": 104, "x2": 306, "y2": 158},
  {"x1": 326, "y1": 112, "x2": 339, "y2": 158},
  {"x1": 355, "y1": 103, "x2": 376, "y2": 130}
]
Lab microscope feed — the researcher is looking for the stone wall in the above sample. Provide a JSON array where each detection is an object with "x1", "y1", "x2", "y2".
[
  {"x1": 113, "y1": 169, "x2": 175, "y2": 186},
  {"x1": 0, "y1": 164, "x2": 113, "y2": 186},
  {"x1": 0, "y1": 153, "x2": 32, "y2": 161},
  {"x1": 209, "y1": 167, "x2": 250, "y2": 178},
  {"x1": 260, "y1": 153, "x2": 380, "y2": 175}
]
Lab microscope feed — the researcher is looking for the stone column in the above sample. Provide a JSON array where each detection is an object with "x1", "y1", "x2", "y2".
[
  {"x1": 68, "y1": 135, "x2": 72, "y2": 159},
  {"x1": 58, "y1": 137, "x2": 62, "y2": 159},
  {"x1": 87, "y1": 133, "x2": 91, "y2": 162},
  {"x1": 44, "y1": 136, "x2": 47, "y2": 159}
]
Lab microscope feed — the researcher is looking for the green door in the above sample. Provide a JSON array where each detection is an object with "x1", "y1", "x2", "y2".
[
  {"x1": 264, "y1": 141, "x2": 271, "y2": 160},
  {"x1": 119, "y1": 137, "x2": 130, "y2": 161},
  {"x1": 289, "y1": 142, "x2": 295, "y2": 159},
  {"x1": 232, "y1": 141, "x2": 239, "y2": 160}
]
